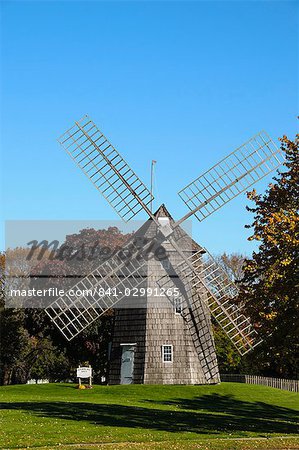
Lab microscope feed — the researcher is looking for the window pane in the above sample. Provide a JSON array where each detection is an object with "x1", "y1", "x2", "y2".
[
  {"x1": 175, "y1": 297, "x2": 182, "y2": 314},
  {"x1": 162, "y1": 345, "x2": 172, "y2": 362}
]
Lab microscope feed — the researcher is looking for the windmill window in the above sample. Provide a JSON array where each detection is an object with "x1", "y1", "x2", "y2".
[
  {"x1": 174, "y1": 297, "x2": 183, "y2": 315},
  {"x1": 162, "y1": 345, "x2": 173, "y2": 363}
]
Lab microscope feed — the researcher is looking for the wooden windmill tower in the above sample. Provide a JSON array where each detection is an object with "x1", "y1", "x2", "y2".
[
  {"x1": 46, "y1": 115, "x2": 284, "y2": 385},
  {"x1": 108, "y1": 203, "x2": 219, "y2": 385}
]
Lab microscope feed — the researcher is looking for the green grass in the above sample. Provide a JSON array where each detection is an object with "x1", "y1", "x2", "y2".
[{"x1": 0, "y1": 382, "x2": 298, "y2": 449}]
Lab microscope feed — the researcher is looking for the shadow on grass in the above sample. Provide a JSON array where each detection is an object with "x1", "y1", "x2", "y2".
[
  {"x1": 1, "y1": 394, "x2": 298, "y2": 435},
  {"x1": 144, "y1": 393, "x2": 299, "y2": 424},
  {"x1": 48, "y1": 384, "x2": 78, "y2": 389}
]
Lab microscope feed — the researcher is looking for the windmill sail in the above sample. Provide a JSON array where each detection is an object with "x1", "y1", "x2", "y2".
[
  {"x1": 176, "y1": 249, "x2": 262, "y2": 355},
  {"x1": 177, "y1": 131, "x2": 283, "y2": 224},
  {"x1": 45, "y1": 247, "x2": 148, "y2": 341},
  {"x1": 157, "y1": 270, "x2": 219, "y2": 382},
  {"x1": 49, "y1": 117, "x2": 283, "y2": 357},
  {"x1": 58, "y1": 115, "x2": 153, "y2": 222}
]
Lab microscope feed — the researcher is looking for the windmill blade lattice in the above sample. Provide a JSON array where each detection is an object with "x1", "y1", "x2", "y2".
[
  {"x1": 59, "y1": 115, "x2": 153, "y2": 222},
  {"x1": 177, "y1": 131, "x2": 283, "y2": 223},
  {"x1": 45, "y1": 249, "x2": 148, "y2": 341},
  {"x1": 176, "y1": 249, "x2": 262, "y2": 355},
  {"x1": 49, "y1": 116, "x2": 283, "y2": 355},
  {"x1": 156, "y1": 270, "x2": 219, "y2": 381}
]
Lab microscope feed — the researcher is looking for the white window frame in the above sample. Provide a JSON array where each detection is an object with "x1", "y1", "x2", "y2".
[{"x1": 162, "y1": 344, "x2": 173, "y2": 363}]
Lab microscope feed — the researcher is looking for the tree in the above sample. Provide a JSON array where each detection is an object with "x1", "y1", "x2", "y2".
[
  {"x1": 29, "y1": 337, "x2": 69, "y2": 382},
  {"x1": 27, "y1": 226, "x2": 131, "y2": 383},
  {"x1": 0, "y1": 227, "x2": 132, "y2": 384},
  {"x1": 0, "y1": 251, "x2": 33, "y2": 384},
  {"x1": 1, "y1": 227, "x2": 133, "y2": 385},
  {"x1": 0, "y1": 307, "x2": 31, "y2": 384},
  {"x1": 240, "y1": 132, "x2": 299, "y2": 378},
  {"x1": 212, "y1": 253, "x2": 245, "y2": 372},
  {"x1": 215, "y1": 253, "x2": 246, "y2": 282},
  {"x1": 213, "y1": 325, "x2": 241, "y2": 373}
]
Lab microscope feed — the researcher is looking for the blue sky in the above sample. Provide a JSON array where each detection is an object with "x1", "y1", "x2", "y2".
[{"x1": 1, "y1": 0, "x2": 298, "y2": 255}]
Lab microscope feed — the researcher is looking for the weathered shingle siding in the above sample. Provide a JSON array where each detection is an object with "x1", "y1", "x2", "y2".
[
  {"x1": 108, "y1": 204, "x2": 220, "y2": 385},
  {"x1": 108, "y1": 308, "x2": 147, "y2": 384}
]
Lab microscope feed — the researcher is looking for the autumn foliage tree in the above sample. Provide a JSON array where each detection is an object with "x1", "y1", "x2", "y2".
[
  {"x1": 25, "y1": 226, "x2": 132, "y2": 383},
  {"x1": 215, "y1": 253, "x2": 246, "y2": 282},
  {"x1": 241, "y1": 132, "x2": 299, "y2": 378},
  {"x1": 0, "y1": 227, "x2": 131, "y2": 384}
]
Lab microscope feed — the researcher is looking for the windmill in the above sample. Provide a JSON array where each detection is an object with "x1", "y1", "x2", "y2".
[{"x1": 45, "y1": 115, "x2": 283, "y2": 384}]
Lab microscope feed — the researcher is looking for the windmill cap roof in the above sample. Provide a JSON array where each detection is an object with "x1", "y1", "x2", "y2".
[
  {"x1": 150, "y1": 204, "x2": 205, "y2": 254},
  {"x1": 153, "y1": 203, "x2": 173, "y2": 219}
]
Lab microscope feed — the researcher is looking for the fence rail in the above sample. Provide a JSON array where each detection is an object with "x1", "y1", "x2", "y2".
[{"x1": 220, "y1": 374, "x2": 299, "y2": 392}]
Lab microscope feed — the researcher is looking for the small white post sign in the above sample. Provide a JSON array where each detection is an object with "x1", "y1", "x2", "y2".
[{"x1": 76, "y1": 366, "x2": 92, "y2": 386}]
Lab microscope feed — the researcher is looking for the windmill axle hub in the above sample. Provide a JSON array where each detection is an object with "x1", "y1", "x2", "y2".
[{"x1": 159, "y1": 223, "x2": 173, "y2": 238}]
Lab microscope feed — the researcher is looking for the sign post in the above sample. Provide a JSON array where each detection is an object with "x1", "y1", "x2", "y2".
[{"x1": 76, "y1": 366, "x2": 92, "y2": 387}]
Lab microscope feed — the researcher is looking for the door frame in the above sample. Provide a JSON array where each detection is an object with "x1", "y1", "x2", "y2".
[{"x1": 120, "y1": 343, "x2": 136, "y2": 384}]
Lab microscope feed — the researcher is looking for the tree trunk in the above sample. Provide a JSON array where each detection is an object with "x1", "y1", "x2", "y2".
[{"x1": 1, "y1": 365, "x2": 13, "y2": 385}]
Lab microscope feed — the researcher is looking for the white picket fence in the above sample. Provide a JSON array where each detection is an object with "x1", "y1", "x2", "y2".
[
  {"x1": 27, "y1": 379, "x2": 49, "y2": 385},
  {"x1": 220, "y1": 374, "x2": 299, "y2": 392}
]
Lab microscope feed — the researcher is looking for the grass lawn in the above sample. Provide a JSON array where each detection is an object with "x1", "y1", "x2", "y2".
[{"x1": 0, "y1": 382, "x2": 298, "y2": 449}]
